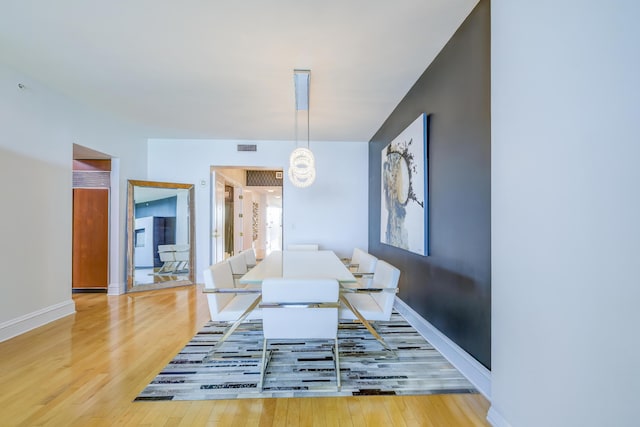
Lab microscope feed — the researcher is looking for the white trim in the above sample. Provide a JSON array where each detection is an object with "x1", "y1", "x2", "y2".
[
  {"x1": 109, "y1": 158, "x2": 121, "y2": 295},
  {"x1": 108, "y1": 282, "x2": 124, "y2": 295},
  {"x1": 0, "y1": 300, "x2": 76, "y2": 343},
  {"x1": 393, "y1": 297, "x2": 492, "y2": 399},
  {"x1": 486, "y1": 406, "x2": 512, "y2": 427}
]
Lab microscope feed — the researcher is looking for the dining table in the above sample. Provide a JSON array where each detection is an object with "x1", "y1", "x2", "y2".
[
  {"x1": 239, "y1": 250, "x2": 358, "y2": 286},
  {"x1": 203, "y1": 250, "x2": 394, "y2": 361}
]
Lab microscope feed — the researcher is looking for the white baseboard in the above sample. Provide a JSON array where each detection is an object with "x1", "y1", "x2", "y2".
[
  {"x1": 486, "y1": 406, "x2": 512, "y2": 427},
  {"x1": 108, "y1": 282, "x2": 124, "y2": 296},
  {"x1": 393, "y1": 297, "x2": 492, "y2": 399},
  {"x1": 0, "y1": 300, "x2": 76, "y2": 343}
]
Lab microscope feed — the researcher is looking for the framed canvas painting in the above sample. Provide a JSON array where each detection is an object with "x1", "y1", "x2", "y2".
[{"x1": 380, "y1": 113, "x2": 428, "y2": 256}]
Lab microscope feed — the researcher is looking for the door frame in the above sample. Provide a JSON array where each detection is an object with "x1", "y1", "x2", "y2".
[{"x1": 210, "y1": 166, "x2": 283, "y2": 264}]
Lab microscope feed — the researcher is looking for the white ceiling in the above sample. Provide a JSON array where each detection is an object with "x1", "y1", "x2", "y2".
[{"x1": 1, "y1": 0, "x2": 478, "y2": 142}]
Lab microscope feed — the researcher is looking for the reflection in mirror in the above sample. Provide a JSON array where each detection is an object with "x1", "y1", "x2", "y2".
[{"x1": 127, "y1": 180, "x2": 195, "y2": 292}]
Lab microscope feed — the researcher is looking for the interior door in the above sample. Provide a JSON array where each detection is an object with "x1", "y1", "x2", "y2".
[
  {"x1": 211, "y1": 171, "x2": 226, "y2": 264},
  {"x1": 73, "y1": 188, "x2": 109, "y2": 289}
]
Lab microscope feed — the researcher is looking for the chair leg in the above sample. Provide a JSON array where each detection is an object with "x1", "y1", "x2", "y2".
[
  {"x1": 339, "y1": 294, "x2": 395, "y2": 355},
  {"x1": 202, "y1": 297, "x2": 262, "y2": 362},
  {"x1": 334, "y1": 337, "x2": 341, "y2": 391},
  {"x1": 259, "y1": 338, "x2": 268, "y2": 392}
]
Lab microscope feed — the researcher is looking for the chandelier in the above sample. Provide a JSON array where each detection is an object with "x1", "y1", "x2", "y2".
[{"x1": 288, "y1": 69, "x2": 316, "y2": 188}]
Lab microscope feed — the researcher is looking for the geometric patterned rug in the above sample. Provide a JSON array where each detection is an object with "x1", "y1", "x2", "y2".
[{"x1": 135, "y1": 311, "x2": 477, "y2": 401}]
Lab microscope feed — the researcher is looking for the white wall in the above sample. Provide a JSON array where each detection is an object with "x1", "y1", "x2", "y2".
[
  {"x1": 133, "y1": 217, "x2": 155, "y2": 267},
  {"x1": 242, "y1": 191, "x2": 255, "y2": 252},
  {"x1": 0, "y1": 62, "x2": 148, "y2": 339},
  {"x1": 147, "y1": 139, "x2": 369, "y2": 282},
  {"x1": 491, "y1": 2, "x2": 640, "y2": 426},
  {"x1": 176, "y1": 190, "x2": 190, "y2": 245},
  {"x1": 231, "y1": 187, "x2": 241, "y2": 255},
  {"x1": 258, "y1": 192, "x2": 269, "y2": 258}
]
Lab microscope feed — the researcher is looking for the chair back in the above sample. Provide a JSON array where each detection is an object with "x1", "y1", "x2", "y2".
[
  {"x1": 174, "y1": 249, "x2": 189, "y2": 262},
  {"x1": 158, "y1": 251, "x2": 175, "y2": 262},
  {"x1": 157, "y1": 244, "x2": 173, "y2": 253},
  {"x1": 355, "y1": 251, "x2": 378, "y2": 287},
  {"x1": 350, "y1": 247, "x2": 367, "y2": 266},
  {"x1": 262, "y1": 278, "x2": 338, "y2": 339},
  {"x1": 370, "y1": 260, "x2": 401, "y2": 317},
  {"x1": 356, "y1": 252, "x2": 377, "y2": 275},
  {"x1": 287, "y1": 244, "x2": 319, "y2": 251},
  {"x1": 203, "y1": 261, "x2": 235, "y2": 316},
  {"x1": 242, "y1": 248, "x2": 257, "y2": 266},
  {"x1": 228, "y1": 253, "x2": 248, "y2": 275}
]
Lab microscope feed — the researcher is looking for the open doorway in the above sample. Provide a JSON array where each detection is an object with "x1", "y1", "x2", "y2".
[
  {"x1": 72, "y1": 144, "x2": 114, "y2": 292},
  {"x1": 72, "y1": 144, "x2": 122, "y2": 295},
  {"x1": 210, "y1": 167, "x2": 283, "y2": 264}
]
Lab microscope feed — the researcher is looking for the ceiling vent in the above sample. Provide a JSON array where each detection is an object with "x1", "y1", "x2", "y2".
[{"x1": 237, "y1": 144, "x2": 257, "y2": 152}]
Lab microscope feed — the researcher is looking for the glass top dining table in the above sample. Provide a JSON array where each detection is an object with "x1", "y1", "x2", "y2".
[{"x1": 239, "y1": 250, "x2": 358, "y2": 285}]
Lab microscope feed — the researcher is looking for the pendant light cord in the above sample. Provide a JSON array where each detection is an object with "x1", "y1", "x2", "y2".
[{"x1": 306, "y1": 107, "x2": 310, "y2": 149}]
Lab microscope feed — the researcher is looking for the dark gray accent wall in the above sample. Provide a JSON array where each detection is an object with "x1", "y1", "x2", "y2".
[{"x1": 368, "y1": 0, "x2": 491, "y2": 368}]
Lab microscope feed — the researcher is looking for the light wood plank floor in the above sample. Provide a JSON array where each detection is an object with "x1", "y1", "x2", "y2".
[{"x1": 0, "y1": 286, "x2": 490, "y2": 426}]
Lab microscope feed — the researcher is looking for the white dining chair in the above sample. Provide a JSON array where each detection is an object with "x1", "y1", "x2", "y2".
[
  {"x1": 241, "y1": 248, "x2": 257, "y2": 268},
  {"x1": 173, "y1": 245, "x2": 190, "y2": 272},
  {"x1": 287, "y1": 244, "x2": 319, "y2": 251},
  {"x1": 343, "y1": 247, "x2": 367, "y2": 269},
  {"x1": 342, "y1": 251, "x2": 378, "y2": 289},
  {"x1": 259, "y1": 278, "x2": 341, "y2": 391},
  {"x1": 202, "y1": 261, "x2": 261, "y2": 321},
  {"x1": 339, "y1": 260, "x2": 400, "y2": 322},
  {"x1": 228, "y1": 253, "x2": 249, "y2": 286},
  {"x1": 157, "y1": 244, "x2": 177, "y2": 273}
]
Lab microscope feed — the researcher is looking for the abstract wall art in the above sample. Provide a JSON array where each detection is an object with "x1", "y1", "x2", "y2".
[{"x1": 380, "y1": 113, "x2": 428, "y2": 255}]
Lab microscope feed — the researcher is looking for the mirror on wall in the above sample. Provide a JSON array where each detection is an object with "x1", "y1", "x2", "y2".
[{"x1": 126, "y1": 180, "x2": 195, "y2": 292}]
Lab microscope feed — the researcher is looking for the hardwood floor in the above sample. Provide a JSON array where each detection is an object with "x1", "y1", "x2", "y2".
[{"x1": 0, "y1": 286, "x2": 490, "y2": 426}]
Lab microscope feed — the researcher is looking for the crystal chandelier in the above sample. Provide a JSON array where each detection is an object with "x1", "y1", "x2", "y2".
[{"x1": 288, "y1": 69, "x2": 316, "y2": 188}]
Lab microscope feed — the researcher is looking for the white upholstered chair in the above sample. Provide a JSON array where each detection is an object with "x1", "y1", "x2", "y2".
[
  {"x1": 259, "y1": 278, "x2": 341, "y2": 391},
  {"x1": 287, "y1": 244, "x2": 319, "y2": 251},
  {"x1": 202, "y1": 261, "x2": 261, "y2": 321},
  {"x1": 228, "y1": 253, "x2": 249, "y2": 285},
  {"x1": 347, "y1": 251, "x2": 378, "y2": 289},
  {"x1": 241, "y1": 248, "x2": 257, "y2": 268},
  {"x1": 228, "y1": 252, "x2": 262, "y2": 289},
  {"x1": 157, "y1": 244, "x2": 177, "y2": 273},
  {"x1": 344, "y1": 247, "x2": 367, "y2": 269},
  {"x1": 173, "y1": 244, "x2": 190, "y2": 272},
  {"x1": 339, "y1": 260, "x2": 400, "y2": 322}
]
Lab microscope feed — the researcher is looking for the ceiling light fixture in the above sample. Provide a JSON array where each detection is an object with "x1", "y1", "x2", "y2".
[{"x1": 288, "y1": 69, "x2": 316, "y2": 188}]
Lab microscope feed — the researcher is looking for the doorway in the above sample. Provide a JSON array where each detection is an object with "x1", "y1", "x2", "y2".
[
  {"x1": 72, "y1": 154, "x2": 111, "y2": 291},
  {"x1": 210, "y1": 167, "x2": 283, "y2": 264}
]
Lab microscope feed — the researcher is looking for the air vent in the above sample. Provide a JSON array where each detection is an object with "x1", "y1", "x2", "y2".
[
  {"x1": 237, "y1": 144, "x2": 257, "y2": 152},
  {"x1": 73, "y1": 171, "x2": 110, "y2": 188}
]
